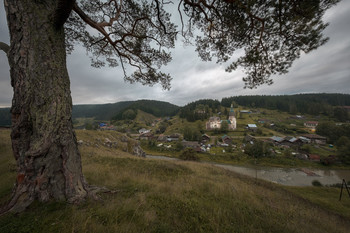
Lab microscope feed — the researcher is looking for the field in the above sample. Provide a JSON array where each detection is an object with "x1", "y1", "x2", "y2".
[{"x1": 1, "y1": 129, "x2": 350, "y2": 232}]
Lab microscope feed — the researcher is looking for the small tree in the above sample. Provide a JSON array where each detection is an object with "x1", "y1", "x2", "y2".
[
  {"x1": 122, "y1": 109, "x2": 137, "y2": 120},
  {"x1": 245, "y1": 141, "x2": 270, "y2": 158},
  {"x1": 220, "y1": 120, "x2": 229, "y2": 134},
  {"x1": 179, "y1": 148, "x2": 199, "y2": 161},
  {"x1": 175, "y1": 141, "x2": 184, "y2": 152},
  {"x1": 336, "y1": 136, "x2": 350, "y2": 164}
]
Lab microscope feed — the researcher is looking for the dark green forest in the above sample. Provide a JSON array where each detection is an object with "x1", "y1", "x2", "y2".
[
  {"x1": 222, "y1": 93, "x2": 350, "y2": 121},
  {"x1": 72, "y1": 101, "x2": 134, "y2": 120},
  {"x1": 112, "y1": 100, "x2": 179, "y2": 120}
]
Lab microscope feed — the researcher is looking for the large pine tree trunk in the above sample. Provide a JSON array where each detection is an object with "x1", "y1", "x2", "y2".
[{"x1": 3, "y1": 0, "x2": 88, "y2": 213}]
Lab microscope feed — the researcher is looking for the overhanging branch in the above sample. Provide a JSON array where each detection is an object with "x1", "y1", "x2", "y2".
[{"x1": 0, "y1": 42, "x2": 9, "y2": 56}]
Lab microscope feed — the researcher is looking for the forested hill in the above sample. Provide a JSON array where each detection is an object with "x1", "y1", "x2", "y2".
[
  {"x1": 74, "y1": 99, "x2": 179, "y2": 121},
  {"x1": 222, "y1": 93, "x2": 350, "y2": 115},
  {"x1": 0, "y1": 100, "x2": 179, "y2": 126},
  {"x1": 112, "y1": 100, "x2": 180, "y2": 120},
  {"x1": 72, "y1": 101, "x2": 134, "y2": 120}
]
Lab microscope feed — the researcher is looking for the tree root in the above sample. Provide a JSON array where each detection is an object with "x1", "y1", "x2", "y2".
[
  {"x1": 0, "y1": 184, "x2": 120, "y2": 216},
  {"x1": 86, "y1": 185, "x2": 120, "y2": 201}
]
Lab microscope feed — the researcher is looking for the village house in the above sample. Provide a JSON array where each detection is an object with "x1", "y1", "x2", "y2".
[
  {"x1": 98, "y1": 123, "x2": 116, "y2": 131},
  {"x1": 240, "y1": 110, "x2": 251, "y2": 114},
  {"x1": 284, "y1": 136, "x2": 303, "y2": 147},
  {"x1": 299, "y1": 136, "x2": 311, "y2": 144},
  {"x1": 247, "y1": 124, "x2": 258, "y2": 131},
  {"x1": 304, "y1": 121, "x2": 318, "y2": 128},
  {"x1": 270, "y1": 136, "x2": 285, "y2": 145},
  {"x1": 139, "y1": 128, "x2": 151, "y2": 134},
  {"x1": 308, "y1": 154, "x2": 321, "y2": 162},
  {"x1": 206, "y1": 104, "x2": 237, "y2": 130},
  {"x1": 167, "y1": 133, "x2": 181, "y2": 142},
  {"x1": 202, "y1": 134, "x2": 210, "y2": 142},
  {"x1": 221, "y1": 135, "x2": 232, "y2": 145},
  {"x1": 139, "y1": 132, "x2": 154, "y2": 140},
  {"x1": 258, "y1": 119, "x2": 270, "y2": 124},
  {"x1": 182, "y1": 141, "x2": 201, "y2": 152},
  {"x1": 206, "y1": 116, "x2": 221, "y2": 129},
  {"x1": 302, "y1": 134, "x2": 327, "y2": 145},
  {"x1": 270, "y1": 135, "x2": 304, "y2": 147}
]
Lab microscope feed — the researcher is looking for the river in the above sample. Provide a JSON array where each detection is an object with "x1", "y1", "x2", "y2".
[{"x1": 146, "y1": 155, "x2": 350, "y2": 186}]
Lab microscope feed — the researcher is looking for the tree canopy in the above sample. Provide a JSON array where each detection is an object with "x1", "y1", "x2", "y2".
[{"x1": 62, "y1": 0, "x2": 340, "y2": 90}]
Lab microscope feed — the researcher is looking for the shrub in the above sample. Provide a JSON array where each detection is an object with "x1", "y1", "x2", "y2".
[
  {"x1": 312, "y1": 180, "x2": 323, "y2": 187},
  {"x1": 179, "y1": 148, "x2": 199, "y2": 161}
]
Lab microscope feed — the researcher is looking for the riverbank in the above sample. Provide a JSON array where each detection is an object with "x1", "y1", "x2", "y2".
[
  {"x1": 142, "y1": 144, "x2": 350, "y2": 170},
  {"x1": 146, "y1": 154, "x2": 350, "y2": 187}
]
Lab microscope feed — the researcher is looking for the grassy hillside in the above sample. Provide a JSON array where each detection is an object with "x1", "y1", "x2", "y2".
[{"x1": 1, "y1": 129, "x2": 350, "y2": 232}]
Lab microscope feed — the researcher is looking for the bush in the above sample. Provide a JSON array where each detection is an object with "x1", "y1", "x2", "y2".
[
  {"x1": 312, "y1": 180, "x2": 323, "y2": 187},
  {"x1": 179, "y1": 148, "x2": 199, "y2": 161}
]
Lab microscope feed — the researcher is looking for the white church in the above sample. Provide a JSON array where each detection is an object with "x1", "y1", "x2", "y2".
[{"x1": 206, "y1": 104, "x2": 237, "y2": 130}]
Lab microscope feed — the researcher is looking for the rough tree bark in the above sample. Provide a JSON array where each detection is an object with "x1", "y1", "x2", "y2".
[{"x1": 3, "y1": 0, "x2": 89, "y2": 213}]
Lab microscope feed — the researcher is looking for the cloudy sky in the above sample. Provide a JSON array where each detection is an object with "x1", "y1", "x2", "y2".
[{"x1": 1, "y1": 1, "x2": 349, "y2": 107}]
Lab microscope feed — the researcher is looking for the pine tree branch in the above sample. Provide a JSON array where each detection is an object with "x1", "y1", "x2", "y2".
[{"x1": 0, "y1": 42, "x2": 9, "y2": 55}]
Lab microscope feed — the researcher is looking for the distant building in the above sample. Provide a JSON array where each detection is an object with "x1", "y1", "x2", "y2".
[
  {"x1": 139, "y1": 132, "x2": 154, "y2": 140},
  {"x1": 247, "y1": 124, "x2": 258, "y2": 131},
  {"x1": 302, "y1": 134, "x2": 327, "y2": 145},
  {"x1": 308, "y1": 154, "x2": 321, "y2": 162},
  {"x1": 206, "y1": 104, "x2": 237, "y2": 130},
  {"x1": 167, "y1": 133, "x2": 181, "y2": 142},
  {"x1": 304, "y1": 121, "x2": 318, "y2": 128},
  {"x1": 222, "y1": 135, "x2": 232, "y2": 145},
  {"x1": 182, "y1": 141, "x2": 201, "y2": 152},
  {"x1": 240, "y1": 110, "x2": 251, "y2": 114},
  {"x1": 202, "y1": 134, "x2": 211, "y2": 142},
  {"x1": 139, "y1": 128, "x2": 151, "y2": 134},
  {"x1": 206, "y1": 116, "x2": 221, "y2": 130},
  {"x1": 228, "y1": 105, "x2": 237, "y2": 130},
  {"x1": 270, "y1": 136, "x2": 285, "y2": 144}
]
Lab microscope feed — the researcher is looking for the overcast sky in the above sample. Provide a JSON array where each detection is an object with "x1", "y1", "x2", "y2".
[{"x1": 1, "y1": 1, "x2": 349, "y2": 107}]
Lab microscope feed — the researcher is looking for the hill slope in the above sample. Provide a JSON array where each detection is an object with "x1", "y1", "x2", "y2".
[
  {"x1": 72, "y1": 101, "x2": 134, "y2": 120},
  {"x1": 74, "y1": 99, "x2": 179, "y2": 121},
  {"x1": 1, "y1": 129, "x2": 350, "y2": 232}
]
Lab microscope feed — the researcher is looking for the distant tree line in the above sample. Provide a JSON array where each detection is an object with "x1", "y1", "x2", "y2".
[{"x1": 222, "y1": 94, "x2": 350, "y2": 121}]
